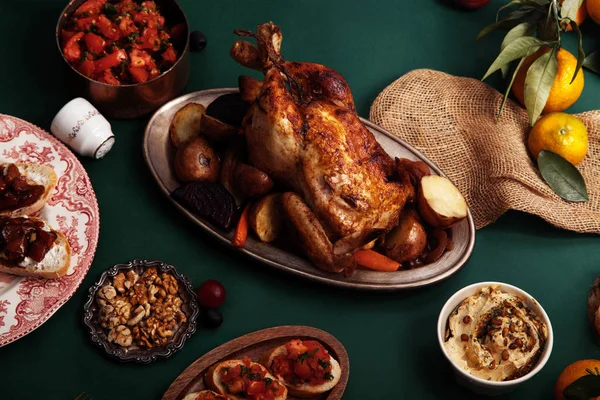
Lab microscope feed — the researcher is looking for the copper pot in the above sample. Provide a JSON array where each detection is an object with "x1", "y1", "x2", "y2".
[{"x1": 56, "y1": 0, "x2": 190, "y2": 119}]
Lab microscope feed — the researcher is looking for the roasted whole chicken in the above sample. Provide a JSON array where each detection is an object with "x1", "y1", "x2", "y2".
[{"x1": 229, "y1": 23, "x2": 412, "y2": 274}]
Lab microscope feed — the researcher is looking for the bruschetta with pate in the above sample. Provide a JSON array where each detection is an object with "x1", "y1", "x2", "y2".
[
  {"x1": 205, "y1": 357, "x2": 288, "y2": 400},
  {"x1": 259, "y1": 339, "x2": 341, "y2": 397},
  {"x1": 183, "y1": 390, "x2": 231, "y2": 400},
  {"x1": 0, "y1": 163, "x2": 57, "y2": 218},
  {"x1": 0, "y1": 216, "x2": 71, "y2": 278}
]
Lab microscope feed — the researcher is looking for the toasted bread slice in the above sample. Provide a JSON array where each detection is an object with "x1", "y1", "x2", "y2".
[
  {"x1": 182, "y1": 390, "x2": 231, "y2": 400},
  {"x1": 205, "y1": 359, "x2": 287, "y2": 400},
  {"x1": 0, "y1": 217, "x2": 71, "y2": 279},
  {"x1": 260, "y1": 344, "x2": 342, "y2": 397},
  {"x1": 0, "y1": 163, "x2": 57, "y2": 218}
]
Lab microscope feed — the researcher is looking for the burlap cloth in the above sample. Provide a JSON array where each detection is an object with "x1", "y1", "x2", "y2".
[{"x1": 370, "y1": 69, "x2": 600, "y2": 232}]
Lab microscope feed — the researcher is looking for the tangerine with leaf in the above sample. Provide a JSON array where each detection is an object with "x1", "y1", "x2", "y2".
[
  {"x1": 512, "y1": 47, "x2": 584, "y2": 116},
  {"x1": 555, "y1": 360, "x2": 600, "y2": 400}
]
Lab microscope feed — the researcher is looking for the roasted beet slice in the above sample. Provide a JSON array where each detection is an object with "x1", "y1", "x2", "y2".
[
  {"x1": 205, "y1": 93, "x2": 248, "y2": 127},
  {"x1": 171, "y1": 182, "x2": 236, "y2": 231}
]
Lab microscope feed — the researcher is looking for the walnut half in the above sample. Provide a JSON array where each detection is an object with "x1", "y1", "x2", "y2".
[{"x1": 108, "y1": 325, "x2": 133, "y2": 347}]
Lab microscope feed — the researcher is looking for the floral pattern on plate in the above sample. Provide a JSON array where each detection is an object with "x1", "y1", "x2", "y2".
[{"x1": 0, "y1": 114, "x2": 99, "y2": 346}]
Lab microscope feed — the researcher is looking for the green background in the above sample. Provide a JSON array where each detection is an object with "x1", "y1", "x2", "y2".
[{"x1": 1, "y1": 0, "x2": 600, "y2": 398}]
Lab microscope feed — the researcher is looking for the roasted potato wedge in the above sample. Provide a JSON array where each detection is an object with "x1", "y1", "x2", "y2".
[
  {"x1": 169, "y1": 103, "x2": 206, "y2": 148},
  {"x1": 249, "y1": 193, "x2": 283, "y2": 243},
  {"x1": 200, "y1": 114, "x2": 238, "y2": 143},
  {"x1": 417, "y1": 175, "x2": 468, "y2": 229},
  {"x1": 234, "y1": 163, "x2": 274, "y2": 198},
  {"x1": 239, "y1": 75, "x2": 263, "y2": 103},
  {"x1": 174, "y1": 137, "x2": 220, "y2": 182},
  {"x1": 282, "y1": 192, "x2": 342, "y2": 273}
]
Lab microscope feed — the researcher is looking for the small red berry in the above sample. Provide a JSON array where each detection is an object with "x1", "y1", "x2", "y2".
[{"x1": 197, "y1": 280, "x2": 226, "y2": 308}]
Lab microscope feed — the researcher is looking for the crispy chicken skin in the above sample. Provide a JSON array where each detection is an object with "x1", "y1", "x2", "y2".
[{"x1": 232, "y1": 23, "x2": 409, "y2": 271}]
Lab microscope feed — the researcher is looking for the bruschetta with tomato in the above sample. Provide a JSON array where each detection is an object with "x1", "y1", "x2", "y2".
[
  {"x1": 259, "y1": 339, "x2": 341, "y2": 397},
  {"x1": 205, "y1": 357, "x2": 288, "y2": 400},
  {"x1": 183, "y1": 390, "x2": 231, "y2": 400}
]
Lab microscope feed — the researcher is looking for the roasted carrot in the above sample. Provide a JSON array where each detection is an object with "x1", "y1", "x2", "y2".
[
  {"x1": 353, "y1": 249, "x2": 400, "y2": 272},
  {"x1": 232, "y1": 204, "x2": 251, "y2": 247}
]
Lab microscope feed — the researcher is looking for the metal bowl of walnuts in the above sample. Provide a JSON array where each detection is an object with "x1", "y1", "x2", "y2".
[{"x1": 83, "y1": 259, "x2": 200, "y2": 363}]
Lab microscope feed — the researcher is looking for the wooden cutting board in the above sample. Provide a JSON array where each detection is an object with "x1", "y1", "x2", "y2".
[{"x1": 162, "y1": 326, "x2": 349, "y2": 400}]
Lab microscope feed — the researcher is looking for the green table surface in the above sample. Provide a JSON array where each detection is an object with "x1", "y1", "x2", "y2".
[{"x1": 2, "y1": 0, "x2": 600, "y2": 399}]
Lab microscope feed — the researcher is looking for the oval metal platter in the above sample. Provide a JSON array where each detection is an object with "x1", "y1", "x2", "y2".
[
  {"x1": 161, "y1": 325, "x2": 349, "y2": 400},
  {"x1": 143, "y1": 88, "x2": 476, "y2": 290}
]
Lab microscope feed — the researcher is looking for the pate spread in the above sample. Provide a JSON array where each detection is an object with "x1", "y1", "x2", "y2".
[{"x1": 444, "y1": 285, "x2": 548, "y2": 381}]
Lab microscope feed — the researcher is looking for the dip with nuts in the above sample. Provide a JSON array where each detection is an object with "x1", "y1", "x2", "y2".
[
  {"x1": 443, "y1": 285, "x2": 548, "y2": 381},
  {"x1": 96, "y1": 268, "x2": 187, "y2": 350}
]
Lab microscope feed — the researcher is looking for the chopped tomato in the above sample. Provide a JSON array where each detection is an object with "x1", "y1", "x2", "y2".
[
  {"x1": 118, "y1": 16, "x2": 137, "y2": 36},
  {"x1": 84, "y1": 33, "x2": 105, "y2": 54},
  {"x1": 97, "y1": 14, "x2": 119, "y2": 40},
  {"x1": 78, "y1": 59, "x2": 95, "y2": 77},
  {"x1": 141, "y1": 1, "x2": 157, "y2": 11},
  {"x1": 94, "y1": 49, "x2": 127, "y2": 73},
  {"x1": 149, "y1": 68, "x2": 160, "y2": 79},
  {"x1": 293, "y1": 360, "x2": 312, "y2": 380},
  {"x1": 116, "y1": 0, "x2": 136, "y2": 13},
  {"x1": 139, "y1": 27, "x2": 160, "y2": 51},
  {"x1": 97, "y1": 69, "x2": 120, "y2": 85},
  {"x1": 63, "y1": 32, "x2": 84, "y2": 62},
  {"x1": 242, "y1": 356, "x2": 252, "y2": 367},
  {"x1": 170, "y1": 23, "x2": 185, "y2": 41},
  {"x1": 285, "y1": 339, "x2": 308, "y2": 359},
  {"x1": 74, "y1": 0, "x2": 106, "y2": 16},
  {"x1": 159, "y1": 29, "x2": 171, "y2": 42},
  {"x1": 246, "y1": 381, "x2": 266, "y2": 395},
  {"x1": 61, "y1": 29, "x2": 76, "y2": 43},
  {"x1": 129, "y1": 48, "x2": 151, "y2": 67},
  {"x1": 75, "y1": 15, "x2": 97, "y2": 31},
  {"x1": 129, "y1": 66, "x2": 149, "y2": 83},
  {"x1": 161, "y1": 46, "x2": 176, "y2": 63},
  {"x1": 134, "y1": 11, "x2": 164, "y2": 28}
]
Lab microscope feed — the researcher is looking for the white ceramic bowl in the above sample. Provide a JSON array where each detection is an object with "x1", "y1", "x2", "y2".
[{"x1": 437, "y1": 282, "x2": 553, "y2": 396}]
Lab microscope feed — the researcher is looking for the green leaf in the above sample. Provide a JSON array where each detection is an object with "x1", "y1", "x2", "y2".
[
  {"x1": 483, "y1": 36, "x2": 544, "y2": 81},
  {"x1": 564, "y1": 374, "x2": 600, "y2": 399},
  {"x1": 560, "y1": 0, "x2": 584, "y2": 21},
  {"x1": 583, "y1": 51, "x2": 600, "y2": 74},
  {"x1": 477, "y1": 9, "x2": 541, "y2": 40},
  {"x1": 524, "y1": 48, "x2": 558, "y2": 124},
  {"x1": 499, "y1": 57, "x2": 527, "y2": 116},
  {"x1": 569, "y1": 19, "x2": 585, "y2": 84},
  {"x1": 538, "y1": 150, "x2": 588, "y2": 202},
  {"x1": 501, "y1": 22, "x2": 536, "y2": 51}
]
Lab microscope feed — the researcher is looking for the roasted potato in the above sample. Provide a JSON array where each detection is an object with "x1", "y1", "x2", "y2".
[
  {"x1": 230, "y1": 40, "x2": 262, "y2": 70},
  {"x1": 239, "y1": 76, "x2": 263, "y2": 103},
  {"x1": 174, "y1": 137, "x2": 220, "y2": 182},
  {"x1": 169, "y1": 103, "x2": 206, "y2": 148},
  {"x1": 382, "y1": 210, "x2": 427, "y2": 263},
  {"x1": 200, "y1": 114, "x2": 238, "y2": 143},
  {"x1": 249, "y1": 193, "x2": 283, "y2": 243},
  {"x1": 234, "y1": 163, "x2": 274, "y2": 198},
  {"x1": 281, "y1": 192, "x2": 342, "y2": 273},
  {"x1": 417, "y1": 175, "x2": 468, "y2": 229}
]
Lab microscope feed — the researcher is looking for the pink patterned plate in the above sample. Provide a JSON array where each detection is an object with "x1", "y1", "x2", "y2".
[{"x1": 0, "y1": 114, "x2": 99, "y2": 347}]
